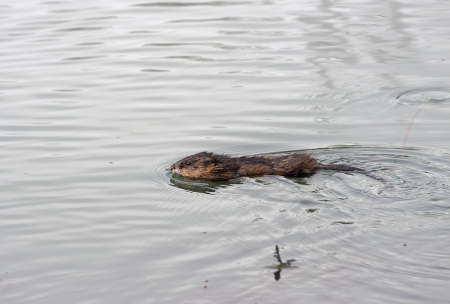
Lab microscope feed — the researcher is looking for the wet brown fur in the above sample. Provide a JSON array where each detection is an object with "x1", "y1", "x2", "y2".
[{"x1": 171, "y1": 152, "x2": 364, "y2": 181}]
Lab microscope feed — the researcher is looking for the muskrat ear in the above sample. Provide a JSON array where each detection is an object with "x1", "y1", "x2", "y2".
[
  {"x1": 200, "y1": 157, "x2": 214, "y2": 165},
  {"x1": 211, "y1": 156, "x2": 218, "y2": 164}
]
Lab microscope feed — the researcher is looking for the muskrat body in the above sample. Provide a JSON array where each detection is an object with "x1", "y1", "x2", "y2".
[{"x1": 171, "y1": 152, "x2": 374, "y2": 181}]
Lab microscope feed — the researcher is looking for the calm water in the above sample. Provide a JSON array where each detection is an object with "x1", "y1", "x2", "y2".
[{"x1": 1, "y1": 0, "x2": 450, "y2": 303}]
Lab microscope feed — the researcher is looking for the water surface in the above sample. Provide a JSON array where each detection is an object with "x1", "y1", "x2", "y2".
[{"x1": 1, "y1": 1, "x2": 450, "y2": 303}]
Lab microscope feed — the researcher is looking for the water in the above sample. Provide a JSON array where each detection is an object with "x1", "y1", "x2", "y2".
[{"x1": 1, "y1": 0, "x2": 450, "y2": 303}]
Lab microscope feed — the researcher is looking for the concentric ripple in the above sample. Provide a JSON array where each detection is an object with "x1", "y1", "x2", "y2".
[
  {"x1": 343, "y1": 87, "x2": 450, "y2": 109},
  {"x1": 142, "y1": 144, "x2": 450, "y2": 267}
]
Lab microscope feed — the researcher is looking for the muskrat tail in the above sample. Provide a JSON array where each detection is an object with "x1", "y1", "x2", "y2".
[
  {"x1": 316, "y1": 164, "x2": 387, "y2": 183},
  {"x1": 316, "y1": 164, "x2": 362, "y2": 171}
]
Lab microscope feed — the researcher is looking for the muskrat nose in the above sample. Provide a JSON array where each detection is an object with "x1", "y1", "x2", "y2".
[{"x1": 171, "y1": 165, "x2": 181, "y2": 174}]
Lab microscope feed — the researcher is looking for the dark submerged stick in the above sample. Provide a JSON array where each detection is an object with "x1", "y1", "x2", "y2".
[
  {"x1": 272, "y1": 245, "x2": 296, "y2": 281},
  {"x1": 274, "y1": 245, "x2": 283, "y2": 265}
]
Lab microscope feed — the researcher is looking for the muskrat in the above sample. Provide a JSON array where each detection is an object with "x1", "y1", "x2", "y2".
[{"x1": 171, "y1": 152, "x2": 384, "y2": 181}]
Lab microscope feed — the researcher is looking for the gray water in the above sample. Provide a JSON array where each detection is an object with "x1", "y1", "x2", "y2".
[{"x1": 1, "y1": 0, "x2": 450, "y2": 303}]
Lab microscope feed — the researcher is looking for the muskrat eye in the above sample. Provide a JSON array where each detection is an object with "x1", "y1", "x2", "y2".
[{"x1": 186, "y1": 162, "x2": 191, "y2": 165}]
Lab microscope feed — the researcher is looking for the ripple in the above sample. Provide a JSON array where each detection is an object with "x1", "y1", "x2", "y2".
[
  {"x1": 140, "y1": 69, "x2": 170, "y2": 73},
  {"x1": 394, "y1": 87, "x2": 450, "y2": 106},
  {"x1": 132, "y1": 1, "x2": 252, "y2": 7},
  {"x1": 62, "y1": 56, "x2": 104, "y2": 61},
  {"x1": 216, "y1": 30, "x2": 292, "y2": 36},
  {"x1": 142, "y1": 146, "x2": 374, "y2": 234},
  {"x1": 54, "y1": 27, "x2": 105, "y2": 32},
  {"x1": 351, "y1": 87, "x2": 450, "y2": 108},
  {"x1": 143, "y1": 42, "x2": 270, "y2": 51},
  {"x1": 167, "y1": 17, "x2": 283, "y2": 23}
]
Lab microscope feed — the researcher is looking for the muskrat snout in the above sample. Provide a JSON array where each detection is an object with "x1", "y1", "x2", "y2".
[{"x1": 170, "y1": 163, "x2": 181, "y2": 174}]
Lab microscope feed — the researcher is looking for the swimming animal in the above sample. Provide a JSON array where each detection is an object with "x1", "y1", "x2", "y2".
[{"x1": 171, "y1": 152, "x2": 382, "y2": 181}]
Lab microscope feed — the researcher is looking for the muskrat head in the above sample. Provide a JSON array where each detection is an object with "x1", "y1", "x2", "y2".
[{"x1": 171, "y1": 152, "x2": 237, "y2": 180}]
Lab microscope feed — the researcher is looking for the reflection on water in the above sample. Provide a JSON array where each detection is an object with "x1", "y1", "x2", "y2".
[
  {"x1": 266, "y1": 245, "x2": 297, "y2": 282},
  {"x1": 2, "y1": 0, "x2": 450, "y2": 303},
  {"x1": 170, "y1": 173, "x2": 239, "y2": 194}
]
